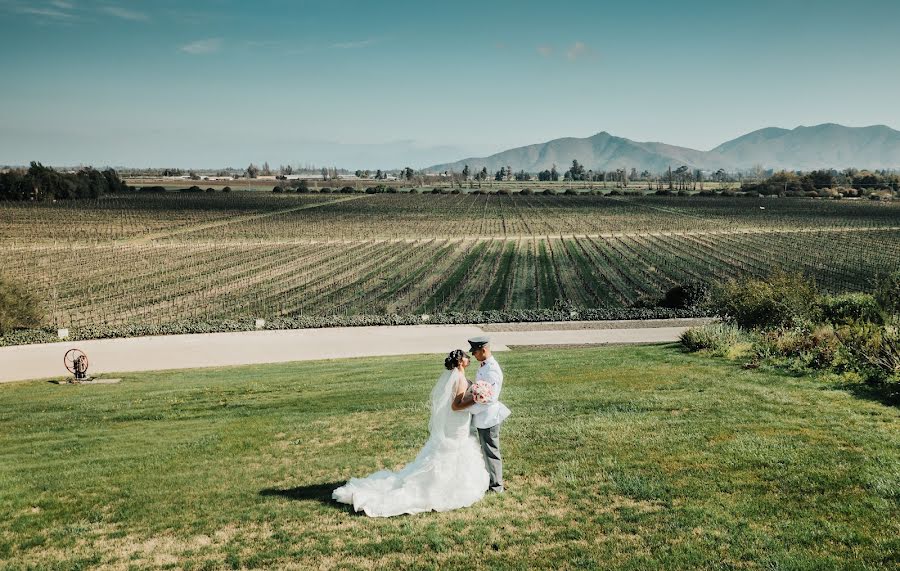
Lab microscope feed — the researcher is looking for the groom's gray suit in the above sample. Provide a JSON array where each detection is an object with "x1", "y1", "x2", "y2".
[{"x1": 469, "y1": 355, "x2": 510, "y2": 492}]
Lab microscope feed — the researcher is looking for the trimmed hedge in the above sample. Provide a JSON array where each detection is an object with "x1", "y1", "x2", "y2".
[{"x1": 0, "y1": 307, "x2": 708, "y2": 348}]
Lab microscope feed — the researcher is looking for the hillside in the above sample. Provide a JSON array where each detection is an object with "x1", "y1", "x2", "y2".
[{"x1": 428, "y1": 124, "x2": 900, "y2": 173}]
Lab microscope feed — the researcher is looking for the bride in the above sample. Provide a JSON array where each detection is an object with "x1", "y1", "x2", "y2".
[{"x1": 332, "y1": 349, "x2": 490, "y2": 517}]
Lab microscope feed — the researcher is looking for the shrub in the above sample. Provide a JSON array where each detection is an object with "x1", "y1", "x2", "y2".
[
  {"x1": 320, "y1": 187, "x2": 332, "y2": 194},
  {"x1": 205, "y1": 187, "x2": 215, "y2": 193},
  {"x1": 608, "y1": 189, "x2": 622, "y2": 196},
  {"x1": 497, "y1": 189, "x2": 510, "y2": 195},
  {"x1": 837, "y1": 322, "x2": 900, "y2": 382},
  {"x1": 875, "y1": 270, "x2": 900, "y2": 315},
  {"x1": 222, "y1": 186, "x2": 232, "y2": 192},
  {"x1": 680, "y1": 322, "x2": 744, "y2": 355},
  {"x1": 431, "y1": 188, "x2": 442, "y2": 194},
  {"x1": 755, "y1": 324, "x2": 842, "y2": 370},
  {"x1": 450, "y1": 189, "x2": 460, "y2": 194},
  {"x1": 712, "y1": 271, "x2": 820, "y2": 329},
  {"x1": 0, "y1": 275, "x2": 43, "y2": 334},
  {"x1": 272, "y1": 186, "x2": 284, "y2": 193},
  {"x1": 341, "y1": 186, "x2": 355, "y2": 194},
  {"x1": 659, "y1": 282, "x2": 712, "y2": 310},
  {"x1": 542, "y1": 189, "x2": 556, "y2": 196},
  {"x1": 519, "y1": 188, "x2": 533, "y2": 195},
  {"x1": 564, "y1": 189, "x2": 578, "y2": 195},
  {"x1": 819, "y1": 293, "x2": 883, "y2": 325}
]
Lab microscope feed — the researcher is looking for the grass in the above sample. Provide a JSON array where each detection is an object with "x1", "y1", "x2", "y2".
[{"x1": 1, "y1": 345, "x2": 898, "y2": 570}]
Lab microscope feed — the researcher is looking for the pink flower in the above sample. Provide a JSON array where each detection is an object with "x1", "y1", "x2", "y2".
[{"x1": 471, "y1": 381, "x2": 493, "y2": 404}]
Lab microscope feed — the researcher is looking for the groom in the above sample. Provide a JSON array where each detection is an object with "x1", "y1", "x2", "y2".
[{"x1": 453, "y1": 336, "x2": 511, "y2": 493}]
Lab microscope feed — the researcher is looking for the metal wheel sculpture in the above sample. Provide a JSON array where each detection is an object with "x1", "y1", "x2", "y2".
[{"x1": 64, "y1": 349, "x2": 89, "y2": 380}]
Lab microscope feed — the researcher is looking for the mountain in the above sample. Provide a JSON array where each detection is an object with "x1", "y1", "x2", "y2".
[
  {"x1": 427, "y1": 132, "x2": 732, "y2": 174},
  {"x1": 426, "y1": 124, "x2": 900, "y2": 173},
  {"x1": 710, "y1": 124, "x2": 900, "y2": 171}
]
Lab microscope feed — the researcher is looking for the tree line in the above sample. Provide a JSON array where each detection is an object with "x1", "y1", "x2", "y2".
[{"x1": 0, "y1": 162, "x2": 130, "y2": 201}]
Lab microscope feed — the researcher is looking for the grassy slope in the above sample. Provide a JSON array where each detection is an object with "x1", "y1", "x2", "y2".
[{"x1": 0, "y1": 346, "x2": 898, "y2": 570}]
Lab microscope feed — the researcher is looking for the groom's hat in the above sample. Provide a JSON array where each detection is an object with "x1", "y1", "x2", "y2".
[{"x1": 467, "y1": 336, "x2": 490, "y2": 351}]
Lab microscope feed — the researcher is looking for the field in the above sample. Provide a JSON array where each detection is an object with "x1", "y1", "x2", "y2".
[
  {"x1": 2, "y1": 192, "x2": 900, "y2": 328},
  {"x1": 0, "y1": 345, "x2": 897, "y2": 569}
]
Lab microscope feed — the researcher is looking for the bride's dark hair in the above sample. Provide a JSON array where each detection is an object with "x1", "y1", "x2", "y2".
[{"x1": 444, "y1": 349, "x2": 469, "y2": 370}]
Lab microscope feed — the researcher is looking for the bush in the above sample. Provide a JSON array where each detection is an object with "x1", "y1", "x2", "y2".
[
  {"x1": 341, "y1": 186, "x2": 355, "y2": 194},
  {"x1": 712, "y1": 271, "x2": 820, "y2": 329},
  {"x1": 755, "y1": 324, "x2": 842, "y2": 370},
  {"x1": 519, "y1": 188, "x2": 533, "y2": 195},
  {"x1": 875, "y1": 270, "x2": 900, "y2": 315},
  {"x1": 272, "y1": 186, "x2": 284, "y2": 193},
  {"x1": 680, "y1": 322, "x2": 744, "y2": 355},
  {"x1": 497, "y1": 189, "x2": 510, "y2": 195},
  {"x1": 205, "y1": 187, "x2": 215, "y2": 193},
  {"x1": 564, "y1": 189, "x2": 578, "y2": 195},
  {"x1": 819, "y1": 293, "x2": 883, "y2": 325},
  {"x1": 430, "y1": 188, "x2": 442, "y2": 194},
  {"x1": 659, "y1": 282, "x2": 712, "y2": 310},
  {"x1": 542, "y1": 189, "x2": 556, "y2": 196},
  {"x1": 837, "y1": 321, "x2": 900, "y2": 382},
  {"x1": 0, "y1": 275, "x2": 43, "y2": 334},
  {"x1": 320, "y1": 187, "x2": 332, "y2": 194},
  {"x1": 222, "y1": 186, "x2": 232, "y2": 192}
]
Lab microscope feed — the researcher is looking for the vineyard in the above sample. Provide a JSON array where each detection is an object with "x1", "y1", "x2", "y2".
[{"x1": 2, "y1": 192, "x2": 899, "y2": 329}]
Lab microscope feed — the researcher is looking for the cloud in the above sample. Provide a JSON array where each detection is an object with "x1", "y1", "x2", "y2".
[
  {"x1": 536, "y1": 44, "x2": 553, "y2": 57},
  {"x1": 50, "y1": 0, "x2": 73, "y2": 9},
  {"x1": 13, "y1": 5, "x2": 76, "y2": 20},
  {"x1": 566, "y1": 41, "x2": 594, "y2": 60},
  {"x1": 180, "y1": 38, "x2": 223, "y2": 55},
  {"x1": 331, "y1": 38, "x2": 377, "y2": 49},
  {"x1": 100, "y1": 5, "x2": 149, "y2": 21}
]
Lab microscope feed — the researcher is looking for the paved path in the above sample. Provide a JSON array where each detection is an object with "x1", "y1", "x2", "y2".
[{"x1": 0, "y1": 319, "x2": 707, "y2": 384}]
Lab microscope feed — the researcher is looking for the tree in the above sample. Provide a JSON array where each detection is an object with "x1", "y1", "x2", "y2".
[
  {"x1": 403, "y1": 167, "x2": 414, "y2": 181},
  {"x1": 462, "y1": 165, "x2": 470, "y2": 180},
  {"x1": 321, "y1": 167, "x2": 329, "y2": 180},
  {"x1": 262, "y1": 162, "x2": 272, "y2": 176},
  {"x1": 479, "y1": 167, "x2": 488, "y2": 181},
  {"x1": 550, "y1": 165, "x2": 559, "y2": 181},
  {"x1": 565, "y1": 160, "x2": 585, "y2": 181},
  {"x1": 246, "y1": 164, "x2": 259, "y2": 179},
  {"x1": 281, "y1": 165, "x2": 293, "y2": 176}
]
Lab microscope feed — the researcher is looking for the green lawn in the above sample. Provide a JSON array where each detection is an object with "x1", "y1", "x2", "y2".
[{"x1": 1, "y1": 345, "x2": 898, "y2": 570}]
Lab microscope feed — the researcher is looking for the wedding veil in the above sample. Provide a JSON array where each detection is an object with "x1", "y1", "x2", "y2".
[{"x1": 427, "y1": 370, "x2": 456, "y2": 442}]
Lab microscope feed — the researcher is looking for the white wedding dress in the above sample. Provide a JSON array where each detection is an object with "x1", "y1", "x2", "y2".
[{"x1": 332, "y1": 369, "x2": 490, "y2": 517}]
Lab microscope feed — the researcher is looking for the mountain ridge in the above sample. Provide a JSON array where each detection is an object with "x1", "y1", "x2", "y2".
[{"x1": 427, "y1": 124, "x2": 900, "y2": 173}]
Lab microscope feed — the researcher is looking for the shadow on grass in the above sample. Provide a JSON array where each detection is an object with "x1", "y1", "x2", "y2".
[
  {"x1": 259, "y1": 482, "x2": 353, "y2": 512},
  {"x1": 831, "y1": 381, "x2": 900, "y2": 408}
]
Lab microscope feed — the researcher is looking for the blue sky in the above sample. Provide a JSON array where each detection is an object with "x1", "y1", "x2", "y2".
[{"x1": 2, "y1": 0, "x2": 900, "y2": 169}]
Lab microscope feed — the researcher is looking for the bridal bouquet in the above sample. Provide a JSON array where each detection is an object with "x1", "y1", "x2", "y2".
[{"x1": 470, "y1": 381, "x2": 494, "y2": 404}]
